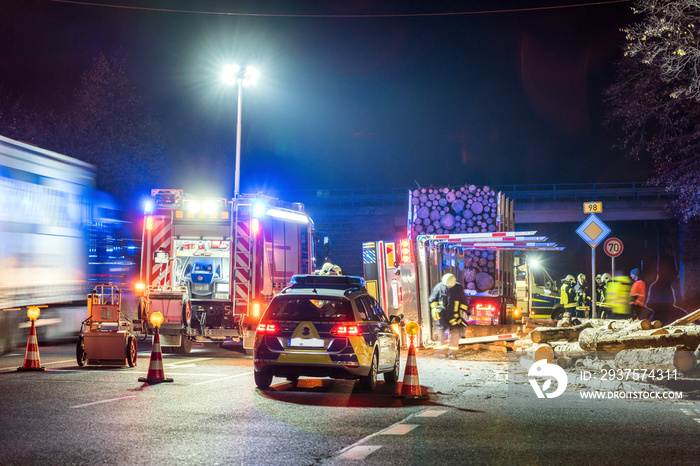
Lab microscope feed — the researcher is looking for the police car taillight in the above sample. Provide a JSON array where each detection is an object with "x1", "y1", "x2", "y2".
[
  {"x1": 256, "y1": 323, "x2": 280, "y2": 335},
  {"x1": 330, "y1": 324, "x2": 360, "y2": 336}
]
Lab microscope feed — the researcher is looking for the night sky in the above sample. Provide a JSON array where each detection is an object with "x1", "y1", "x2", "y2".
[{"x1": 0, "y1": 0, "x2": 652, "y2": 197}]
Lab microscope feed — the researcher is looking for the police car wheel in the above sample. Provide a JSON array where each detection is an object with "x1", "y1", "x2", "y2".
[
  {"x1": 383, "y1": 349, "x2": 400, "y2": 383},
  {"x1": 255, "y1": 369, "x2": 273, "y2": 390},
  {"x1": 360, "y1": 352, "x2": 378, "y2": 391}
]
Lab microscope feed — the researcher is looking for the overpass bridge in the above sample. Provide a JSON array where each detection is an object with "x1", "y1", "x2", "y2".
[{"x1": 288, "y1": 182, "x2": 673, "y2": 223}]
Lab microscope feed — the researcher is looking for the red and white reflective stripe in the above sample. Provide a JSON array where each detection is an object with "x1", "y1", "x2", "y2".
[
  {"x1": 149, "y1": 216, "x2": 172, "y2": 287},
  {"x1": 234, "y1": 220, "x2": 252, "y2": 303}
]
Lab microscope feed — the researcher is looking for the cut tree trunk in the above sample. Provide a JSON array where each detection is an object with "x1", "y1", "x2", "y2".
[
  {"x1": 552, "y1": 341, "x2": 591, "y2": 359},
  {"x1": 517, "y1": 343, "x2": 555, "y2": 363},
  {"x1": 530, "y1": 322, "x2": 593, "y2": 344},
  {"x1": 613, "y1": 346, "x2": 697, "y2": 373},
  {"x1": 666, "y1": 308, "x2": 700, "y2": 327},
  {"x1": 579, "y1": 328, "x2": 699, "y2": 352}
]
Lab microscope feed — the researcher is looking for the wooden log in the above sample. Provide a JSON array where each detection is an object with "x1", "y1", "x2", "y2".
[
  {"x1": 666, "y1": 308, "x2": 700, "y2": 327},
  {"x1": 651, "y1": 320, "x2": 663, "y2": 329},
  {"x1": 552, "y1": 341, "x2": 591, "y2": 359},
  {"x1": 556, "y1": 356, "x2": 573, "y2": 369},
  {"x1": 518, "y1": 343, "x2": 555, "y2": 363},
  {"x1": 613, "y1": 346, "x2": 698, "y2": 373},
  {"x1": 524, "y1": 317, "x2": 557, "y2": 327},
  {"x1": 579, "y1": 328, "x2": 700, "y2": 352},
  {"x1": 575, "y1": 357, "x2": 612, "y2": 371},
  {"x1": 531, "y1": 322, "x2": 593, "y2": 344},
  {"x1": 513, "y1": 338, "x2": 533, "y2": 348}
]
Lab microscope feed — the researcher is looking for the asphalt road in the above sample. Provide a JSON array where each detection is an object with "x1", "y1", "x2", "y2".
[{"x1": 0, "y1": 341, "x2": 698, "y2": 465}]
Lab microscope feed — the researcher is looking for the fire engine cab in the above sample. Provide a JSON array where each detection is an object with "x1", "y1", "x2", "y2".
[{"x1": 136, "y1": 189, "x2": 316, "y2": 354}]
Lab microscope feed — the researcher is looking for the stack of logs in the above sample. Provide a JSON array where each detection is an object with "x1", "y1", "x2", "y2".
[
  {"x1": 410, "y1": 184, "x2": 504, "y2": 292},
  {"x1": 516, "y1": 309, "x2": 700, "y2": 375},
  {"x1": 410, "y1": 184, "x2": 500, "y2": 236}
]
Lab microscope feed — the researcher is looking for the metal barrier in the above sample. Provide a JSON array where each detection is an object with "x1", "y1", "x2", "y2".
[{"x1": 285, "y1": 182, "x2": 671, "y2": 208}]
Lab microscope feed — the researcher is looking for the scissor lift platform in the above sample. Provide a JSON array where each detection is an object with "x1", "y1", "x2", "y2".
[{"x1": 77, "y1": 284, "x2": 138, "y2": 367}]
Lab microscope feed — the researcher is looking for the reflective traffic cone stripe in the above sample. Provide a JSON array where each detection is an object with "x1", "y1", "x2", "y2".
[
  {"x1": 138, "y1": 328, "x2": 173, "y2": 384},
  {"x1": 396, "y1": 340, "x2": 428, "y2": 400},
  {"x1": 17, "y1": 321, "x2": 45, "y2": 372}
]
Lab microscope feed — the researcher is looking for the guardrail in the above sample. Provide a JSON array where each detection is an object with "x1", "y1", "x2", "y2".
[{"x1": 285, "y1": 182, "x2": 671, "y2": 208}]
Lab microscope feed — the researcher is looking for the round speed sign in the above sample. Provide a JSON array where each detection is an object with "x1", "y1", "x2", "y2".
[{"x1": 604, "y1": 237, "x2": 623, "y2": 258}]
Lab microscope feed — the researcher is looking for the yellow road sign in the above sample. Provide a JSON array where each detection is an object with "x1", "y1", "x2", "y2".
[{"x1": 583, "y1": 201, "x2": 602, "y2": 214}]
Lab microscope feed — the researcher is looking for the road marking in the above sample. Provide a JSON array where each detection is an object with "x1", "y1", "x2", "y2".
[
  {"x1": 334, "y1": 408, "x2": 436, "y2": 460},
  {"x1": 70, "y1": 395, "x2": 137, "y2": 409},
  {"x1": 192, "y1": 371, "x2": 253, "y2": 386},
  {"x1": 48, "y1": 369, "x2": 230, "y2": 376},
  {"x1": 378, "y1": 424, "x2": 417, "y2": 435},
  {"x1": 165, "y1": 358, "x2": 212, "y2": 366},
  {"x1": 336, "y1": 446, "x2": 382, "y2": 460},
  {"x1": 0, "y1": 359, "x2": 75, "y2": 372},
  {"x1": 416, "y1": 409, "x2": 448, "y2": 417}
]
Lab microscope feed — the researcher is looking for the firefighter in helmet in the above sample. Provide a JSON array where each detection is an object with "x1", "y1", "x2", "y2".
[
  {"x1": 319, "y1": 262, "x2": 342, "y2": 276},
  {"x1": 559, "y1": 275, "x2": 577, "y2": 317},
  {"x1": 429, "y1": 273, "x2": 468, "y2": 359},
  {"x1": 608, "y1": 274, "x2": 632, "y2": 319}
]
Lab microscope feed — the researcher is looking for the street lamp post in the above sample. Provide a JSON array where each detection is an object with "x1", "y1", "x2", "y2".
[{"x1": 222, "y1": 64, "x2": 259, "y2": 198}]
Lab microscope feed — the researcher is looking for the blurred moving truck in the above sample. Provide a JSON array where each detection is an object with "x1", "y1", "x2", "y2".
[{"x1": 0, "y1": 135, "x2": 94, "y2": 352}]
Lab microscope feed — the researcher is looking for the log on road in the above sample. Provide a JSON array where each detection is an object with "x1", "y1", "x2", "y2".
[
  {"x1": 552, "y1": 341, "x2": 591, "y2": 360},
  {"x1": 613, "y1": 346, "x2": 698, "y2": 373},
  {"x1": 531, "y1": 322, "x2": 593, "y2": 344},
  {"x1": 517, "y1": 342, "x2": 554, "y2": 363},
  {"x1": 579, "y1": 328, "x2": 696, "y2": 352}
]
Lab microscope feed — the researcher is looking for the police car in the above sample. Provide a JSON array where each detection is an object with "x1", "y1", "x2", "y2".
[{"x1": 253, "y1": 274, "x2": 401, "y2": 391}]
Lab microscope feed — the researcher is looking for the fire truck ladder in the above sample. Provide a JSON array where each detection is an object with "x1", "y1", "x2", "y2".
[{"x1": 232, "y1": 203, "x2": 253, "y2": 317}]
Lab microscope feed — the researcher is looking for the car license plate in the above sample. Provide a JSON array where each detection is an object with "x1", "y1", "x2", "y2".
[{"x1": 288, "y1": 338, "x2": 325, "y2": 348}]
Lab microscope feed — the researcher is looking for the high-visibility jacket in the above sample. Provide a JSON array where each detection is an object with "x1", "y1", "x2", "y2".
[
  {"x1": 560, "y1": 283, "x2": 577, "y2": 309},
  {"x1": 630, "y1": 279, "x2": 646, "y2": 307},
  {"x1": 608, "y1": 276, "x2": 632, "y2": 315}
]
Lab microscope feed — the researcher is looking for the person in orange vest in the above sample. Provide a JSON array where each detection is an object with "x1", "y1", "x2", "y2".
[{"x1": 629, "y1": 268, "x2": 647, "y2": 320}]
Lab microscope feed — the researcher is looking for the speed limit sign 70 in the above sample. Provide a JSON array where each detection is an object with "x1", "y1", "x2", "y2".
[{"x1": 604, "y1": 237, "x2": 623, "y2": 257}]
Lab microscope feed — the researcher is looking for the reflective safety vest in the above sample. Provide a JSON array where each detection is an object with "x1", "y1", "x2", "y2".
[
  {"x1": 607, "y1": 276, "x2": 632, "y2": 315},
  {"x1": 560, "y1": 283, "x2": 577, "y2": 309}
]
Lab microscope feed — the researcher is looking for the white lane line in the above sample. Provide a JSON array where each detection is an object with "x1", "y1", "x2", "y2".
[
  {"x1": 0, "y1": 359, "x2": 75, "y2": 372},
  {"x1": 164, "y1": 358, "x2": 213, "y2": 366},
  {"x1": 71, "y1": 395, "x2": 137, "y2": 409},
  {"x1": 49, "y1": 369, "x2": 230, "y2": 376},
  {"x1": 416, "y1": 409, "x2": 448, "y2": 418},
  {"x1": 378, "y1": 424, "x2": 418, "y2": 435},
  {"x1": 336, "y1": 446, "x2": 383, "y2": 460},
  {"x1": 191, "y1": 371, "x2": 253, "y2": 386},
  {"x1": 335, "y1": 408, "x2": 435, "y2": 459}
]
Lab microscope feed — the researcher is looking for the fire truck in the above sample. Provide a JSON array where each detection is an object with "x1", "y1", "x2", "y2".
[
  {"x1": 363, "y1": 187, "x2": 563, "y2": 347},
  {"x1": 136, "y1": 189, "x2": 316, "y2": 354}
]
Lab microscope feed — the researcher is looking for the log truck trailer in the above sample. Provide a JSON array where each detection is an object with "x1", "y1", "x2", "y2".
[
  {"x1": 136, "y1": 189, "x2": 316, "y2": 354},
  {"x1": 363, "y1": 188, "x2": 564, "y2": 347}
]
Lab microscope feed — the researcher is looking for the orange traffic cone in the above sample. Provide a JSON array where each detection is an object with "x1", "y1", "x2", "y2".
[
  {"x1": 395, "y1": 337, "x2": 428, "y2": 400},
  {"x1": 138, "y1": 328, "x2": 173, "y2": 384},
  {"x1": 17, "y1": 320, "x2": 45, "y2": 372}
]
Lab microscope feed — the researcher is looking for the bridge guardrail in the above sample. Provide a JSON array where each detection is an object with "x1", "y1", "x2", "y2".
[{"x1": 286, "y1": 182, "x2": 672, "y2": 208}]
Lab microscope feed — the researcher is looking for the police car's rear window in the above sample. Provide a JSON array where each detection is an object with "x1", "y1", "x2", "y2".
[{"x1": 263, "y1": 297, "x2": 353, "y2": 321}]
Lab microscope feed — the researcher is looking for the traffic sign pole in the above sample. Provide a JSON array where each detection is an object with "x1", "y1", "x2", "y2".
[{"x1": 591, "y1": 245, "x2": 596, "y2": 319}]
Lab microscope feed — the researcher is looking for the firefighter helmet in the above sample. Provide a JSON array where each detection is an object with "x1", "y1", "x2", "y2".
[
  {"x1": 602, "y1": 273, "x2": 611, "y2": 282},
  {"x1": 577, "y1": 273, "x2": 586, "y2": 282},
  {"x1": 564, "y1": 274, "x2": 575, "y2": 284},
  {"x1": 320, "y1": 262, "x2": 342, "y2": 276},
  {"x1": 441, "y1": 273, "x2": 457, "y2": 288}
]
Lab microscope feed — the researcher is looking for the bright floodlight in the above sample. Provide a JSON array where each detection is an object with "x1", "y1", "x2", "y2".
[
  {"x1": 221, "y1": 64, "x2": 241, "y2": 85},
  {"x1": 529, "y1": 258, "x2": 541, "y2": 269}
]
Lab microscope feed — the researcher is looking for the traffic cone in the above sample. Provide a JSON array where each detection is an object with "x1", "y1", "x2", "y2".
[
  {"x1": 17, "y1": 320, "x2": 45, "y2": 372},
  {"x1": 138, "y1": 328, "x2": 173, "y2": 384},
  {"x1": 395, "y1": 338, "x2": 428, "y2": 400}
]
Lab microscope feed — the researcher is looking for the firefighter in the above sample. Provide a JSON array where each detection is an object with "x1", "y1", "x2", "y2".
[
  {"x1": 559, "y1": 275, "x2": 577, "y2": 316},
  {"x1": 319, "y1": 262, "x2": 342, "y2": 276},
  {"x1": 597, "y1": 273, "x2": 611, "y2": 318},
  {"x1": 575, "y1": 273, "x2": 591, "y2": 317},
  {"x1": 608, "y1": 275, "x2": 632, "y2": 319},
  {"x1": 429, "y1": 273, "x2": 468, "y2": 359},
  {"x1": 629, "y1": 268, "x2": 647, "y2": 320}
]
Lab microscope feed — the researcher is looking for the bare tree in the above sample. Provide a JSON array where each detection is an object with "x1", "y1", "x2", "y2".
[{"x1": 607, "y1": 0, "x2": 700, "y2": 220}]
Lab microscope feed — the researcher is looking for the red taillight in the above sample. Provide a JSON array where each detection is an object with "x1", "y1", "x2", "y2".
[
  {"x1": 474, "y1": 302, "x2": 497, "y2": 313},
  {"x1": 256, "y1": 323, "x2": 280, "y2": 335},
  {"x1": 330, "y1": 324, "x2": 361, "y2": 336}
]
